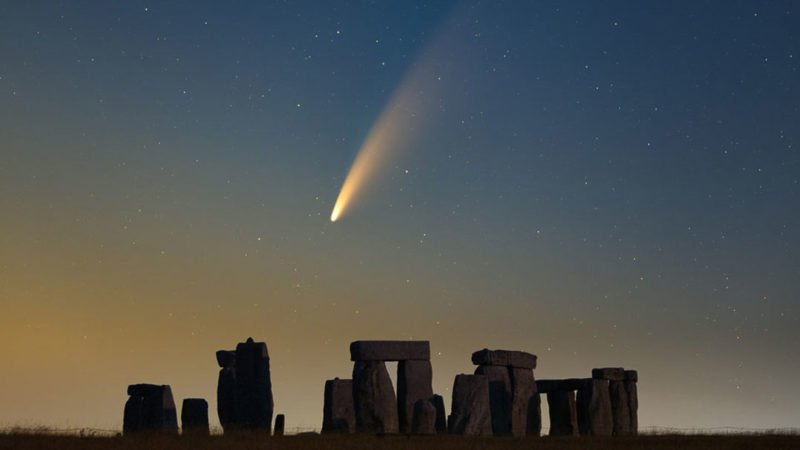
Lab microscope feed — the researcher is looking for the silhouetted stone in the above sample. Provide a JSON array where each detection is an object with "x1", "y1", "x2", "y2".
[
  {"x1": 547, "y1": 390, "x2": 578, "y2": 436},
  {"x1": 474, "y1": 365, "x2": 511, "y2": 436},
  {"x1": 430, "y1": 394, "x2": 447, "y2": 433},
  {"x1": 610, "y1": 380, "x2": 631, "y2": 435},
  {"x1": 216, "y1": 350, "x2": 235, "y2": 368},
  {"x1": 471, "y1": 349, "x2": 537, "y2": 369},
  {"x1": 233, "y1": 337, "x2": 274, "y2": 431},
  {"x1": 576, "y1": 379, "x2": 612, "y2": 436},
  {"x1": 274, "y1": 414, "x2": 285, "y2": 436},
  {"x1": 625, "y1": 370, "x2": 638, "y2": 435},
  {"x1": 349, "y1": 341, "x2": 430, "y2": 361},
  {"x1": 123, "y1": 384, "x2": 178, "y2": 434},
  {"x1": 217, "y1": 365, "x2": 237, "y2": 431},
  {"x1": 352, "y1": 360, "x2": 399, "y2": 433},
  {"x1": 123, "y1": 396, "x2": 144, "y2": 434},
  {"x1": 592, "y1": 367, "x2": 625, "y2": 381},
  {"x1": 527, "y1": 392, "x2": 542, "y2": 437},
  {"x1": 448, "y1": 374, "x2": 492, "y2": 436},
  {"x1": 510, "y1": 367, "x2": 537, "y2": 437},
  {"x1": 322, "y1": 378, "x2": 355, "y2": 434},
  {"x1": 181, "y1": 399, "x2": 209, "y2": 436},
  {"x1": 397, "y1": 360, "x2": 434, "y2": 433},
  {"x1": 411, "y1": 399, "x2": 436, "y2": 434}
]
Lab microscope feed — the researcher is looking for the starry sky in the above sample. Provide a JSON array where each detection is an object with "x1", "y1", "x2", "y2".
[{"x1": 1, "y1": 0, "x2": 799, "y2": 432}]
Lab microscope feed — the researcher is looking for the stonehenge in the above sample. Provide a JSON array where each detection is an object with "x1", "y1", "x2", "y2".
[
  {"x1": 181, "y1": 398, "x2": 209, "y2": 436},
  {"x1": 538, "y1": 369, "x2": 639, "y2": 437},
  {"x1": 347, "y1": 340, "x2": 442, "y2": 434},
  {"x1": 215, "y1": 337, "x2": 275, "y2": 433},
  {"x1": 120, "y1": 337, "x2": 639, "y2": 439},
  {"x1": 123, "y1": 384, "x2": 178, "y2": 434},
  {"x1": 472, "y1": 349, "x2": 540, "y2": 437}
]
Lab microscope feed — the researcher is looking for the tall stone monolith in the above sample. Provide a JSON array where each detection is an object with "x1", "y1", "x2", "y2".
[
  {"x1": 624, "y1": 370, "x2": 638, "y2": 435},
  {"x1": 448, "y1": 374, "x2": 492, "y2": 436},
  {"x1": 322, "y1": 378, "x2": 355, "y2": 433},
  {"x1": 181, "y1": 398, "x2": 209, "y2": 436},
  {"x1": 397, "y1": 360, "x2": 434, "y2": 433},
  {"x1": 352, "y1": 360, "x2": 399, "y2": 433},
  {"x1": 576, "y1": 378, "x2": 612, "y2": 436},
  {"x1": 474, "y1": 365, "x2": 511, "y2": 436},
  {"x1": 233, "y1": 337, "x2": 274, "y2": 431}
]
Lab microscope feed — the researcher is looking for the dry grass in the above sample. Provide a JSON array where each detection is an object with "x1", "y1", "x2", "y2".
[{"x1": 2, "y1": 431, "x2": 800, "y2": 450}]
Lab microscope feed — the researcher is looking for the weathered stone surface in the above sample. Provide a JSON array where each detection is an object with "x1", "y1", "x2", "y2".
[
  {"x1": 123, "y1": 396, "x2": 144, "y2": 434},
  {"x1": 217, "y1": 367, "x2": 237, "y2": 431},
  {"x1": 352, "y1": 361, "x2": 399, "y2": 433},
  {"x1": 123, "y1": 384, "x2": 178, "y2": 434},
  {"x1": 527, "y1": 392, "x2": 542, "y2": 437},
  {"x1": 471, "y1": 349, "x2": 537, "y2": 369},
  {"x1": 547, "y1": 390, "x2": 578, "y2": 436},
  {"x1": 430, "y1": 394, "x2": 447, "y2": 433},
  {"x1": 216, "y1": 350, "x2": 236, "y2": 368},
  {"x1": 509, "y1": 367, "x2": 536, "y2": 437},
  {"x1": 448, "y1": 374, "x2": 492, "y2": 437},
  {"x1": 610, "y1": 380, "x2": 631, "y2": 436},
  {"x1": 625, "y1": 377, "x2": 638, "y2": 435},
  {"x1": 397, "y1": 360, "x2": 434, "y2": 433},
  {"x1": 181, "y1": 398, "x2": 209, "y2": 436},
  {"x1": 411, "y1": 399, "x2": 436, "y2": 434},
  {"x1": 474, "y1": 365, "x2": 511, "y2": 436},
  {"x1": 624, "y1": 370, "x2": 638, "y2": 382},
  {"x1": 576, "y1": 379, "x2": 612, "y2": 437},
  {"x1": 322, "y1": 378, "x2": 355, "y2": 434},
  {"x1": 592, "y1": 368, "x2": 625, "y2": 381},
  {"x1": 274, "y1": 414, "x2": 285, "y2": 436},
  {"x1": 234, "y1": 337, "x2": 274, "y2": 431},
  {"x1": 349, "y1": 341, "x2": 430, "y2": 361}
]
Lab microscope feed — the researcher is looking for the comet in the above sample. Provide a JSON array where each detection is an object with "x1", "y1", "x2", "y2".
[{"x1": 330, "y1": 11, "x2": 461, "y2": 223}]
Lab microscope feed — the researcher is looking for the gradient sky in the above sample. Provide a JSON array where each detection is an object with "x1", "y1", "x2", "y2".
[{"x1": 1, "y1": 0, "x2": 799, "y2": 432}]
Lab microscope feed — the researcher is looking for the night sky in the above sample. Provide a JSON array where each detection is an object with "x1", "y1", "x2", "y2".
[{"x1": 1, "y1": 1, "x2": 799, "y2": 432}]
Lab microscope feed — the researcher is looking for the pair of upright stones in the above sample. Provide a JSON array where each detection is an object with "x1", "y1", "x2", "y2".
[
  {"x1": 216, "y1": 337, "x2": 275, "y2": 433},
  {"x1": 123, "y1": 384, "x2": 178, "y2": 434},
  {"x1": 123, "y1": 384, "x2": 209, "y2": 435},
  {"x1": 322, "y1": 341, "x2": 446, "y2": 434},
  {"x1": 537, "y1": 368, "x2": 638, "y2": 437},
  {"x1": 448, "y1": 349, "x2": 540, "y2": 437}
]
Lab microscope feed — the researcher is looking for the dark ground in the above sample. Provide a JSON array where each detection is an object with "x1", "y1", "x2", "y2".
[{"x1": 2, "y1": 432, "x2": 800, "y2": 450}]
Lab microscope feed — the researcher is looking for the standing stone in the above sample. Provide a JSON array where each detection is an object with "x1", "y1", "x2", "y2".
[
  {"x1": 123, "y1": 384, "x2": 178, "y2": 434},
  {"x1": 448, "y1": 374, "x2": 492, "y2": 436},
  {"x1": 216, "y1": 351, "x2": 237, "y2": 432},
  {"x1": 430, "y1": 394, "x2": 447, "y2": 433},
  {"x1": 624, "y1": 370, "x2": 638, "y2": 435},
  {"x1": 274, "y1": 414, "x2": 285, "y2": 436},
  {"x1": 509, "y1": 367, "x2": 537, "y2": 437},
  {"x1": 576, "y1": 379, "x2": 612, "y2": 437},
  {"x1": 474, "y1": 365, "x2": 511, "y2": 436},
  {"x1": 234, "y1": 337, "x2": 274, "y2": 431},
  {"x1": 411, "y1": 399, "x2": 436, "y2": 434},
  {"x1": 322, "y1": 378, "x2": 355, "y2": 433},
  {"x1": 397, "y1": 360, "x2": 434, "y2": 433},
  {"x1": 123, "y1": 396, "x2": 144, "y2": 434},
  {"x1": 352, "y1": 360, "x2": 399, "y2": 433},
  {"x1": 546, "y1": 390, "x2": 578, "y2": 436},
  {"x1": 527, "y1": 392, "x2": 542, "y2": 437},
  {"x1": 609, "y1": 380, "x2": 631, "y2": 435},
  {"x1": 181, "y1": 399, "x2": 209, "y2": 436}
]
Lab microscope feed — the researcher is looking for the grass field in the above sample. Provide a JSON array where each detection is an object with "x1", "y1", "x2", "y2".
[{"x1": 2, "y1": 432, "x2": 800, "y2": 450}]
